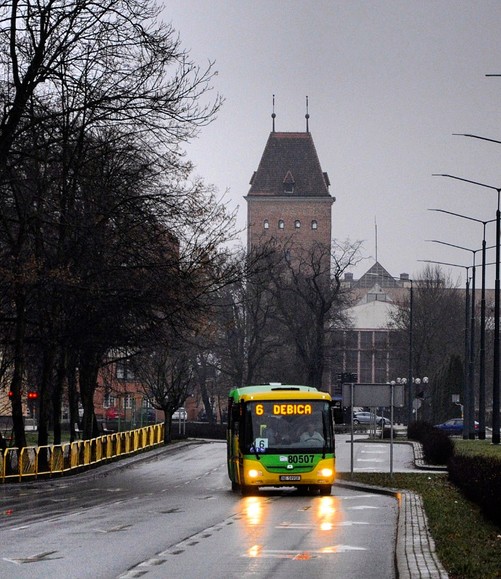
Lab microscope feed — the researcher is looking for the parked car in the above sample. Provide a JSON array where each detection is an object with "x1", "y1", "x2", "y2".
[
  {"x1": 105, "y1": 406, "x2": 125, "y2": 420},
  {"x1": 137, "y1": 408, "x2": 157, "y2": 424},
  {"x1": 434, "y1": 418, "x2": 479, "y2": 436},
  {"x1": 352, "y1": 411, "x2": 390, "y2": 426},
  {"x1": 172, "y1": 407, "x2": 187, "y2": 420},
  {"x1": 198, "y1": 410, "x2": 208, "y2": 422}
]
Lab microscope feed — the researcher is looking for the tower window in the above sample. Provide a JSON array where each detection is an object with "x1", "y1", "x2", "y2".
[
  {"x1": 295, "y1": 220, "x2": 301, "y2": 229},
  {"x1": 311, "y1": 220, "x2": 318, "y2": 230},
  {"x1": 263, "y1": 219, "x2": 269, "y2": 229},
  {"x1": 283, "y1": 170, "x2": 295, "y2": 194},
  {"x1": 278, "y1": 219, "x2": 285, "y2": 230}
]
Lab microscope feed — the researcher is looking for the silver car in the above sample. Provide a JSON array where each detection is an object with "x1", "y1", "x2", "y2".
[{"x1": 352, "y1": 411, "x2": 390, "y2": 426}]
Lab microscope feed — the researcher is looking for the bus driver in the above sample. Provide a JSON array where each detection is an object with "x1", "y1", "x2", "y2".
[{"x1": 299, "y1": 421, "x2": 324, "y2": 445}]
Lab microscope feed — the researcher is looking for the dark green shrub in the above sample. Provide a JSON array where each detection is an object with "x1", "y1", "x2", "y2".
[
  {"x1": 407, "y1": 421, "x2": 436, "y2": 442},
  {"x1": 407, "y1": 421, "x2": 454, "y2": 464},
  {"x1": 421, "y1": 428, "x2": 454, "y2": 465},
  {"x1": 448, "y1": 454, "x2": 501, "y2": 527}
]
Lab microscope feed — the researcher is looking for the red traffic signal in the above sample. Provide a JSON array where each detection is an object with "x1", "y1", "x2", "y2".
[{"x1": 27, "y1": 391, "x2": 38, "y2": 400}]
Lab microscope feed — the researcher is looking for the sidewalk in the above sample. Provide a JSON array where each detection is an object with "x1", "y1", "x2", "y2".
[{"x1": 336, "y1": 440, "x2": 449, "y2": 579}]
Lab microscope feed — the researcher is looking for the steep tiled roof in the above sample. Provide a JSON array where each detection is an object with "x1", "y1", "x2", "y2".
[{"x1": 248, "y1": 132, "x2": 330, "y2": 197}]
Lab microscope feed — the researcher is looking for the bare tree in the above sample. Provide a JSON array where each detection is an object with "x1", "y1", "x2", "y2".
[
  {"x1": 265, "y1": 240, "x2": 360, "y2": 388},
  {"x1": 389, "y1": 264, "x2": 465, "y2": 419},
  {"x1": 0, "y1": 0, "x2": 227, "y2": 446},
  {"x1": 130, "y1": 343, "x2": 196, "y2": 443},
  {"x1": 0, "y1": 0, "x2": 221, "y2": 166}
]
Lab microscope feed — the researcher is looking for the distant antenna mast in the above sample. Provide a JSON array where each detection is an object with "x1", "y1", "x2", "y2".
[
  {"x1": 305, "y1": 95, "x2": 310, "y2": 132},
  {"x1": 374, "y1": 217, "x2": 378, "y2": 262},
  {"x1": 272, "y1": 94, "x2": 276, "y2": 132}
]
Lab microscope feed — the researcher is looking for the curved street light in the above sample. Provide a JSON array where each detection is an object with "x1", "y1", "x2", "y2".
[
  {"x1": 428, "y1": 209, "x2": 495, "y2": 439},
  {"x1": 433, "y1": 172, "x2": 501, "y2": 445},
  {"x1": 426, "y1": 240, "x2": 495, "y2": 439}
]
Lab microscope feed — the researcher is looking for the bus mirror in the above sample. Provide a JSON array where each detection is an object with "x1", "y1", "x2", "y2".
[{"x1": 231, "y1": 405, "x2": 240, "y2": 422}]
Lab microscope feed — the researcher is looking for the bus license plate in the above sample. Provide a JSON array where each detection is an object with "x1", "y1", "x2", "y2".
[{"x1": 280, "y1": 475, "x2": 301, "y2": 481}]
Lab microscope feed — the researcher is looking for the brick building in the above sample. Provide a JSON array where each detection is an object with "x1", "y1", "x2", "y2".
[{"x1": 245, "y1": 123, "x2": 335, "y2": 256}]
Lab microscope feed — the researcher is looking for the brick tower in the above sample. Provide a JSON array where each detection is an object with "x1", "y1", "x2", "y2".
[{"x1": 245, "y1": 103, "x2": 334, "y2": 260}]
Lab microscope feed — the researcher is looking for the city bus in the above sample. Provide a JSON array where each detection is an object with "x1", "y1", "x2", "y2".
[{"x1": 227, "y1": 384, "x2": 336, "y2": 495}]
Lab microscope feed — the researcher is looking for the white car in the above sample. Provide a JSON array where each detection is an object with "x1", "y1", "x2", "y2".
[{"x1": 172, "y1": 407, "x2": 187, "y2": 420}]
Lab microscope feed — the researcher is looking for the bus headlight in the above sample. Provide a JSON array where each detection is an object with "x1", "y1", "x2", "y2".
[
  {"x1": 248, "y1": 469, "x2": 262, "y2": 478},
  {"x1": 319, "y1": 468, "x2": 333, "y2": 478}
]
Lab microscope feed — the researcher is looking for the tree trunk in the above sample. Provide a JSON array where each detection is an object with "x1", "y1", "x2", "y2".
[
  {"x1": 10, "y1": 291, "x2": 27, "y2": 449},
  {"x1": 163, "y1": 415, "x2": 171, "y2": 444},
  {"x1": 79, "y1": 354, "x2": 100, "y2": 439},
  {"x1": 37, "y1": 347, "x2": 56, "y2": 447}
]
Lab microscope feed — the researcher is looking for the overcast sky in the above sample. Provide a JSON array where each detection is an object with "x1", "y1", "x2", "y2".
[{"x1": 163, "y1": 0, "x2": 501, "y2": 287}]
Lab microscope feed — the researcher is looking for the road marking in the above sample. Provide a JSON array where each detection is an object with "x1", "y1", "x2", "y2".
[
  {"x1": 243, "y1": 545, "x2": 366, "y2": 558},
  {"x1": 334, "y1": 494, "x2": 377, "y2": 500},
  {"x1": 3, "y1": 551, "x2": 62, "y2": 565},
  {"x1": 276, "y1": 521, "x2": 369, "y2": 529},
  {"x1": 354, "y1": 467, "x2": 380, "y2": 471},
  {"x1": 95, "y1": 524, "x2": 132, "y2": 533}
]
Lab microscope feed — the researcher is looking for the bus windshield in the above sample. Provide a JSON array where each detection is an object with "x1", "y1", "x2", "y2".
[{"x1": 244, "y1": 399, "x2": 333, "y2": 454}]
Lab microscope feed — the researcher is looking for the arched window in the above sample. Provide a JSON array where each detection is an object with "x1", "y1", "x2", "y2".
[
  {"x1": 295, "y1": 220, "x2": 301, "y2": 229},
  {"x1": 263, "y1": 219, "x2": 269, "y2": 229},
  {"x1": 278, "y1": 219, "x2": 285, "y2": 230},
  {"x1": 311, "y1": 220, "x2": 318, "y2": 230}
]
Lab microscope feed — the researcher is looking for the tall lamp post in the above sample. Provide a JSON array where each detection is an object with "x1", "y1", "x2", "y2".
[
  {"x1": 433, "y1": 173, "x2": 501, "y2": 444},
  {"x1": 426, "y1": 240, "x2": 495, "y2": 439},
  {"x1": 407, "y1": 279, "x2": 414, "y2": 426},
  {"x1": 428, "y1": 209, "x2": 496, "y2": 439}
]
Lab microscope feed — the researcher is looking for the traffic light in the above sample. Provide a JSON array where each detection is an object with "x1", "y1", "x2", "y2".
[{"x1": 27, "y1": 391, "x2": 38, "y2": 417}]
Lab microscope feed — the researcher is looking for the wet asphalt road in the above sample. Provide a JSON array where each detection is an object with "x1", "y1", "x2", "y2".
[{"x1": 0, "y1": 439, "x2": 399, "y2": 578}]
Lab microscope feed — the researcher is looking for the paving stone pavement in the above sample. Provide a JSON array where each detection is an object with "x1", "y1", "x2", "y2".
[{"x1": 396, "y1": 490, "x2": 449, "y2": 578}]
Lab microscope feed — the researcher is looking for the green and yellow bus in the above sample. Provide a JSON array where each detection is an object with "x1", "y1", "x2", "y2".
[{"x1": 227, "y1": 384, "x2": 336, "y2": 496}]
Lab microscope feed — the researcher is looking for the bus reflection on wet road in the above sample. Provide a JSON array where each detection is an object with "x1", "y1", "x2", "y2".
[
  {"x1": 126, "y1": 487, "x2": 396, "y2": 579},
  {"x1": 237, "y1": 491, "x2": 382, "y2": 577}
]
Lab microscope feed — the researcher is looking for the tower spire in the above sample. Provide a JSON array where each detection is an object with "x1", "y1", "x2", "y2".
[
  {"x1": 271, "y1": 94, "x2": 276, "y2": 132},
  {"x1": 305, "y1": 95, "x2": 310, "y2": 132}
]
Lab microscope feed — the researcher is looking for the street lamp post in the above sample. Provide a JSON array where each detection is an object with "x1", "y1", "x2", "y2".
[
  {"x1": 429, "y1": 210, "x2": 495, "y2": 439},
  {"x1": 426, "y1": 240, "x2": 496, "y2": 439},
  {"x1": 433, "y1": 173, "x2": 501, "y2": 444},
  {"x1": 407, "y1": 279, "x2": 413, "y2": 426},
  {"x1": 395, "y1": 376, "x2": 428, "y2": 423}
]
